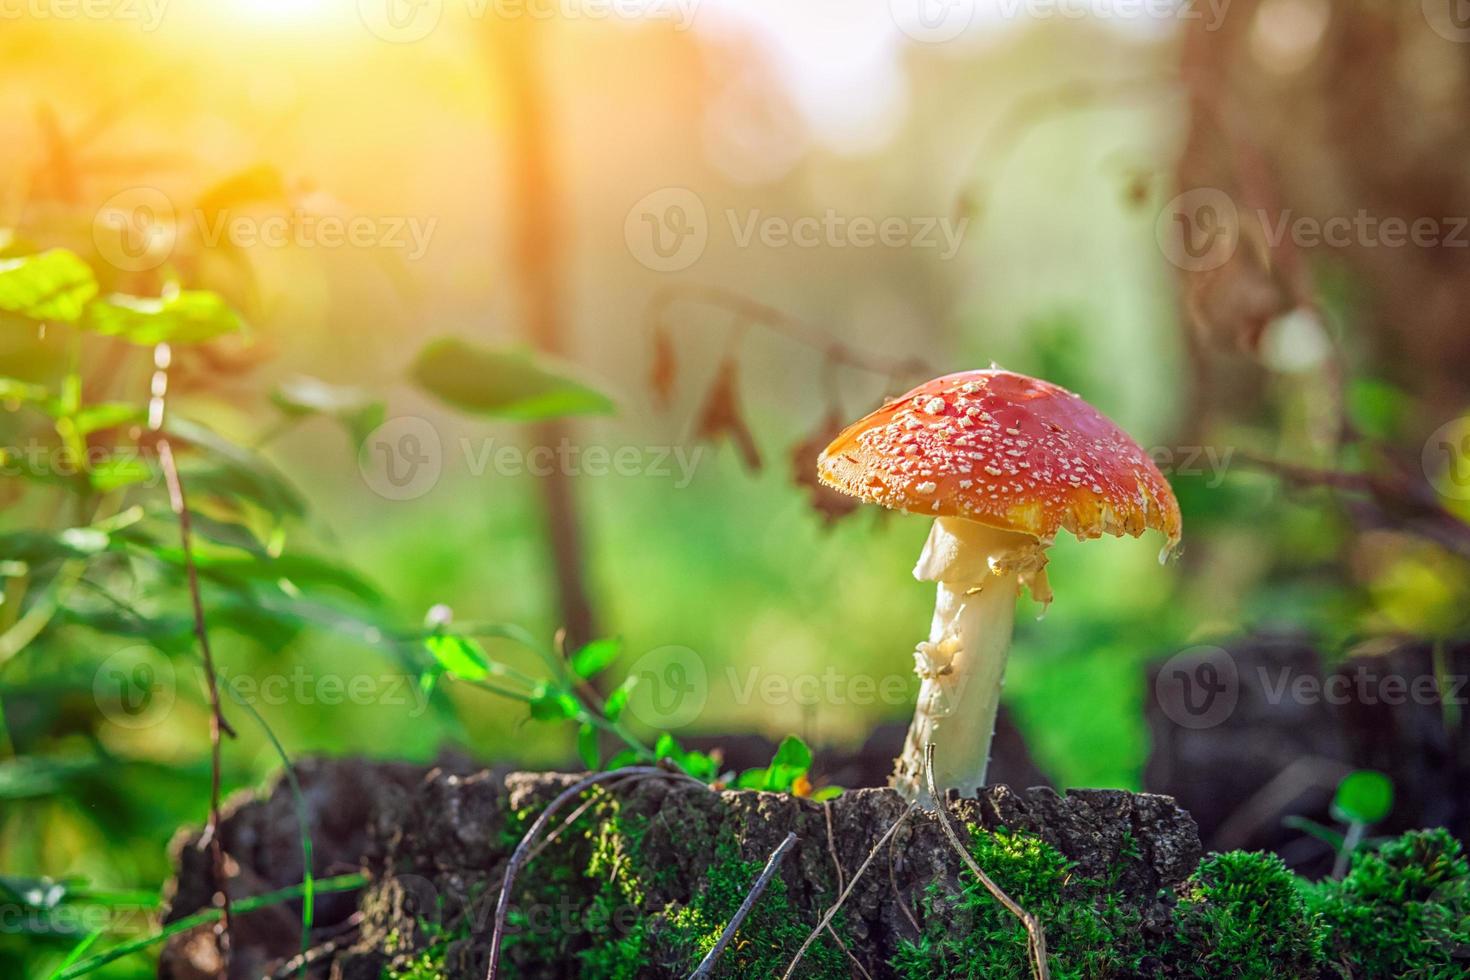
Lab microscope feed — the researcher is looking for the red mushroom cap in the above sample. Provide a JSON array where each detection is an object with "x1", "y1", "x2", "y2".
[{"x1": 817, "y1": 369, "x2": 1181, "y2": 549}]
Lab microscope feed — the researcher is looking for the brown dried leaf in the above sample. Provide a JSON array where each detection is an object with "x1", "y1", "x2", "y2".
[{"x1": 695, "y1": 357, "x2": 761, "y2": 472}]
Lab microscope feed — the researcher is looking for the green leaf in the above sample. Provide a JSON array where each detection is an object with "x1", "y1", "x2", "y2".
[
  {"x1": 756, "y1": 736, "x2": 814, "y2": 793},
  {"x1": 1282, "y1": 815, "x2": 1346, "y2": 852},
  {"x1": 1348, "y1": 379, "x2": 1410, "y2": 442},
  {"x1": 1332, "y1": 770, "x2": 1394, "y2": 825},
  {"x1": 165, "y1": 416, "x2": 306, "y2": 519},
  {"x1": 769, "y1": 735, "x2": 812, "y2": 773},
  {"x1": 676, "y1": 749, "x2": 719, "y2": 782},
  {"x1": 529, "y1": 684, "x2": 581, "y2": 722},
  {"x1": 271, "y1": 376, "x2": 385, "y2": 447},
  {"x1": 0, "y1": 377, "x2": 49, "y2": 404},
  {"x1": 570, "y1": 638, "x2": 620, "y2": 680},
  {"x1": 0, "y1": 250, "x2": 98, "y2": 322},
  {"x1": 83, "y1": 289, "x2": 243, "y2": 345},
  {"x1": 71, "y1": 402, "x2": 144, "y2": 436},
  {"x1": 58, "y1": 528, "x2": 109, "y2": 554},
  {"x1": 121, "y1": 530, "x2": 380, "y2": 603},
  {"x1": 175, "y1": 511, "x2": 271, "y2": 557},
  {"x1": 418, "y1": 664, "x2": 445, "y2": 695},
  {"x1": 0, "y1": 528, "x2": 110, "y2": 564},
  {"x1": 424, "y1": 634, "x2": 490, "y2": 682},
  {"x1": 654, "y1": 732, "x2": 679, "y2": 761},
  {"x1": 411, "y1": 338, "x2": 615, "y2": 420},
  {"x1": 577, "y1": 723, "x2": 600, "y2": 770},
  {"x1": 735, "y1": 767, "x2": 770, "y2": 791},
  {"x1": 603, "y1": 675, "x2": 636, "y2": 722},
  {"x1": 55, "y1": 605, "x2": 193, "y2": 653}
]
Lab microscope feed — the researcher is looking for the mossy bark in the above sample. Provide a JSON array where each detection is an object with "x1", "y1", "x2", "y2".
[
  {"x1": 162, "y1": 759, "x2": 1199, "y2": 979},
  {"x1": 161, "y1": 759, "x2": 1469, "y2": 979}
]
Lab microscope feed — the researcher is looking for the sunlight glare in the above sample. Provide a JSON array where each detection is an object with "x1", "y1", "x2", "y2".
[{"x1": 225, "y1": 0, "x2": 335, "y2": 24}]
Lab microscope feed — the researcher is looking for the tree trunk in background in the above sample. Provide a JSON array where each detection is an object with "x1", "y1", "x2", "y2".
[
  {"x1": 488, "y1": 19, "x2": 597, "y2": 651},
  {"x1": 1174, "y1": 0, "x2": 1470, "y2": 424}
]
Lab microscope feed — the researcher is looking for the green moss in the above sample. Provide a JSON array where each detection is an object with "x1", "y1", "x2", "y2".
[
  {"x1": 895, "y1": 826, "x2": 1468, "y2": 980},
  {"x1": 891, "y1": 827, "x2": 1149, "y2": 980},
  {"x1": 380, "y1": 890, "x2": 473, "y2": 979},
  {"x1": 434, "y1": 788, "x2": 844, "y2": 978},
  {"x1": 383, "y1": 948, "x2": 450, "y2": 980},
  {"x1": 378, "y1": 794, "x2": 1470, "y2": 980},
  {"x1": 641, "y1": 837, "x2": 848, "y2": 979},
  {"x1": 1170, "y1": 851, "x2": 1324, "y2": 979},
  {"x1": 1308, "y1": 828, "x2": 1470, "y2": 979}
]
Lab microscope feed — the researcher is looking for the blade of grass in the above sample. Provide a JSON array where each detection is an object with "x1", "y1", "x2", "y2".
[
  {"x1": 47, "y1": 927, "x2": 105, "y2": 980},
  {"x1": 54, "y1": 873, "x2": 366, "y2": 980}
]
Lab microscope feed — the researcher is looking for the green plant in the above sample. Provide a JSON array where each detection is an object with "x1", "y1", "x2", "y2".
[
  {"x1": 1171, "y1": 851, "x2": 1324, "y2": 979},
  {"x1": 892, "y1": 826, "x2": 1150, "y2": 980},
  {"x1": 1285, "y1": 769, "x2": 1396, "y2": 878},
  {"x1": 647, "y1": 838, "x2": 848, "y2": 979},
  {"x1": 0, "y1": 241, "x2": 625, "y2": 978},
  {"x1": 418, "y1": 613, "x2": 840, "y2": 795},
  {"x1": 732, "y1": 734, "x2": 840, "y2": 800},
  {"x1": 1308, "y1": 828, "x2": 1470, "y2": 979}
]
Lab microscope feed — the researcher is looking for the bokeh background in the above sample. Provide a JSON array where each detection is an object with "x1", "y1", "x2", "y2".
[{"x1": 4, "y1": 1, "x2": 1470, "y2": 975}]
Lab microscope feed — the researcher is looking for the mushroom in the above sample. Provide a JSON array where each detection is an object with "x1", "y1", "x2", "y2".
[{"x1": 817, "y1": 369, "x2": 1181, "y2": 803}]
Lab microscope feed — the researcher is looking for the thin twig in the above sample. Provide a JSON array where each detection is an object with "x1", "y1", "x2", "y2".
[
  {"x1": 648, "y1": 283, "x2": 934, "y2": 384},
  {"x1": 523, "y1": 771, "x2": 650, "y2": 863},
  {"x1": 156, "y1": 434, "x2": 236, "y2": 972},
  {"x1": 1237, "y1": 450, "x2": 1470, "y2": 558},
  {"x1": 266, "y1": 912, "x2": 363, "y2": 979},
  {"x1": 485, "y1": 766, "x2": 710, "y2": 980},
  {"x1": 818, "y1": 804, "x2": 875, "y2": 980},
  {"x1": 780, "y1": 801, "x2": 918, "y2": 980},
  {"x1": 924, "y1": 744, "x2": 1049, "y2": 980},
  {"x1": 827, "y1": 928, "x2": 874, "y2": 980},
  {"x1": 822, "y1": 801, "x2": 845, "y2": 894},
  {"x1": 688, "y1": 831, "x2": 798, "y2": 980},
  {"x1": 148, "y1": 340, "x2": 236, "y2": 974}
]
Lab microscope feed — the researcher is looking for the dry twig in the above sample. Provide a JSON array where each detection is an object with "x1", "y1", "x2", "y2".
[
  {"x1": 648, "y1": 283, "x2": 934, "y2": 385},
  {"x1": 485, "y1": 765, "x2": 710, "y2": 980},
  {"x1": 821, "y1": 801, "x2": 875, "y2": 980},
  {"x1": 780, "y1": 801, "x2": 919, "y2": 979},
  {"x1": 688, "y1": 831, "x2": 799, "y2": 980},
  {"x1": 924, "y1": 744, "x2": 1049, "y2": 980},
  {"x1": 150, "y1": 342, "x2": 236, "y2": 973}
]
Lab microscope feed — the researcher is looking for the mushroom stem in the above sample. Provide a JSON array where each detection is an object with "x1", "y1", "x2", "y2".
[{"x1": 891, "y1": 517, "x2": 1047, "y2": 804}]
